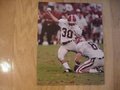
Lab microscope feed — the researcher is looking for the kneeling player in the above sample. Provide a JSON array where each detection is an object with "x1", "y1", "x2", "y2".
[{"x1": 74, "y1": 40, "x2": 104, "y2": 73}]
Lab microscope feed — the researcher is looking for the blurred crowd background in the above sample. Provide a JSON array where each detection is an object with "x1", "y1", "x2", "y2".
[{"x1": 38, "y1": 2, "x2": 103, "y2": 45}]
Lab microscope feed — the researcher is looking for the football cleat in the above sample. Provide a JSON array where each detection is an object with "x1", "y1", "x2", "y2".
[
  {"x1": 64, "y1": 69, "x2": 73, "y2": 73},
  {"x1": 96, "y1": 67, "x2": 104, "y2": 73},
  {"x1": 74, "y1": 65, "x2": 79, "y2": 72}
]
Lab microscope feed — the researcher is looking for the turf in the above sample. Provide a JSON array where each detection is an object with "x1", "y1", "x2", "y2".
[{"x1": 37, "y1": 45, "x2": 104, "y2": 85}]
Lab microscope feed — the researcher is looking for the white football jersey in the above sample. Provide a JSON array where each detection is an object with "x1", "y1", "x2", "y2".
[
  {"x1": 58, "y1": 19, "x2": 82, "y2": 43},
  {"x1": 76, "y1": 41, "x2": 104, "y2": 58}
]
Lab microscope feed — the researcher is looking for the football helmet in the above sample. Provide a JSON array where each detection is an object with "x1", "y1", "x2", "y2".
[{"x1": 67, "y1": 14, "x2": 77, "y2": 25}]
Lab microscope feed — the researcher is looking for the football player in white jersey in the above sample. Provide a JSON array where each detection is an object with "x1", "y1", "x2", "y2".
[
  {"x1": 47, "y1": 10, "x2": 83, "y2": 72},
  {"x1": 74, "y1": 39, "x2": 104, "y2": 73}
]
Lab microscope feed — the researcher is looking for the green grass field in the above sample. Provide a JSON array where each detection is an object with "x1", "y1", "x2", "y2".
[{"x1": 37, "y1": 45, "x2": 104, "y2": 85}]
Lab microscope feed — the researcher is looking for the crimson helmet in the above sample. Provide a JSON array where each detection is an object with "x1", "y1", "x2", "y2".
[{"x1": 67, "y1": 14, "x2": 77, "y2": 25}]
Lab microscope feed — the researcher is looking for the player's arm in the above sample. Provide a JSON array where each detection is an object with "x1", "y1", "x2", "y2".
[
  {"x1": 74, "y1": 53, "x2": 82, "y2": 65},
  {"x1": 46, "y1": 10, "x2": 59, "y2": 23},
  {"x1": 74, "y1": 27, "x2": 84, "y2": 43},
  {"x1": 74, "y1": 26, "x2": 83, "y2": 37},
  {"x1": 75, "y1": 43, "x2": 85, "y2": 65}
]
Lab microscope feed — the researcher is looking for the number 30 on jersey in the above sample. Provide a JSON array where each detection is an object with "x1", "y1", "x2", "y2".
[{"x1": 62, "y1": 28, "x2": 73, "y2": 38}]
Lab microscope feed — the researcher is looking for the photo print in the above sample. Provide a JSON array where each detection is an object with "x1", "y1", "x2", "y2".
[{"x1": 37, "y1": 2, "x2": 104, "y2": 85}]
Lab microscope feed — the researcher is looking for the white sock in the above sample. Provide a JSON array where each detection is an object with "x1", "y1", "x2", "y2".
[
  {"x1": 89, "y1": 69, "x2": 98, "y2": 73},
  {"x1": 63, "y1": 62, "x2": 70, "y2": 70}
]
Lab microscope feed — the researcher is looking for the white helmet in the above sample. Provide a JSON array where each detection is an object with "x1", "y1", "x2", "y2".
[{"x1": 67, "y1": 14, "x2": 77, "y2": 25}]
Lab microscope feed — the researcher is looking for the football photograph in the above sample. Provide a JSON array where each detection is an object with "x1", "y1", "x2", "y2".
[{"x1": 37, "y1": 2, "x2": 104, "y2": 85}]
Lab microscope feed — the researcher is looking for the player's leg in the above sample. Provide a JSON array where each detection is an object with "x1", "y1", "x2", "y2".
[
  {"x1": 96, "y1": 28, "x2": 101, "y2": 44},
  {"x1": 75, "y1": 58, "x2": 104, "y2": 73},
  {"x1": 75, "y1": 58, "x2": 96, "y2": 73},
  {"x1": 74, "y1": 53, "x2": 81, "y2": 71},
  {"x1": 65, "y1": 42, "x2": 81, "y2": 71},
  {"x1": 51, "y1": 24, "x2": 60, "y2": 45},
  {"x1": 58, "y1": 46, "x2": 72, "y2": 72},
  {"x1": 97, "y1": 26, "x2": 103, "y2": 44},
  {"x1": 94, "y1": 26, "x2": 101, "y2": 44},
  {"x1": 38, "y1": 23, "x2": 42, "y2": 44},
  {"x1": 92, "y1": 27, "x2": 98, "y2": 43},
  {"x1": 46, "y1": 25, "x2": 53, "y2": 45},
  {"x1": 94, "y1": 58, "x2": 104, "y2": 72},
  {"x1": 39, "y1": 23, "x2": 46, "y2": 45},
  {"x1": 100, "y1": 32, "x2": 103, "y2": 44}
]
